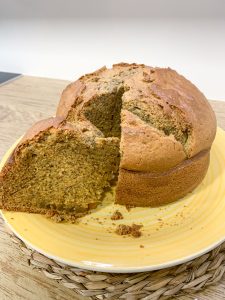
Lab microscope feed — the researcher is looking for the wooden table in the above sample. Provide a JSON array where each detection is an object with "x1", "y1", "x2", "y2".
[{"x1": 0, "y1": 76, "x2": 225, "y2": 300}]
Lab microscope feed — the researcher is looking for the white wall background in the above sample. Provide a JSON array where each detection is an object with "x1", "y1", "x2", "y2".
[{"x1": 0, "y1": 0, "x2": 225, "y2": 100}]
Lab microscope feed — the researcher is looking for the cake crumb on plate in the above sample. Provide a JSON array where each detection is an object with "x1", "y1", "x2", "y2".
[
  {"x1": 115, "y1": 223, "x2": 143, "y2": 238},
  {"x1": 111, "y1": 210, "x2": 124, "y2": 220}
]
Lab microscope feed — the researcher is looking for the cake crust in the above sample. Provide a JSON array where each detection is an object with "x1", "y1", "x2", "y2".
[
  {"x1": 120, "y1": 110, "x2": 186, "y2": 172},
  {"x1": 116, "y1": 149, "x2": 210, "y2": 207}
]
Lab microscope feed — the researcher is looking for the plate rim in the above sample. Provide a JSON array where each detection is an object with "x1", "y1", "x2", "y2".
[{"x1": 2, "y1": 209, "x2": 225, "y2": 273}]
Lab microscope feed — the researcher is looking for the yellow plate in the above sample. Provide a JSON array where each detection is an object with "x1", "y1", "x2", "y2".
[{"x1": 1, "y1": 128, "x2": 225, "y2": 273}]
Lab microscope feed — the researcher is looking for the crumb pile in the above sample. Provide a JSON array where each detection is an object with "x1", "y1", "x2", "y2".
[{"x1": 115, "y1": 223, "x2": 143, "y2": 238}]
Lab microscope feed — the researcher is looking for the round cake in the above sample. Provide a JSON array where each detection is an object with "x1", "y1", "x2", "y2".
[
  {"x1": 57, "y1": 63, "x2": 217, "y2": 207},
  {"x1": 0, "y1": 63, "x2": 217, "y2": 220}
]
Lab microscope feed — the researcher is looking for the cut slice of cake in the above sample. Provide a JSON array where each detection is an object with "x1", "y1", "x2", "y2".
[{"x1": 0, "y1": 117, "x2": 120, "y2": 221}]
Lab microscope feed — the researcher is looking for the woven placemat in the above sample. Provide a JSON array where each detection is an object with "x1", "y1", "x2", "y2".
[{"x1": 5, "y1": 222, "x2": 225, "y2": 300}]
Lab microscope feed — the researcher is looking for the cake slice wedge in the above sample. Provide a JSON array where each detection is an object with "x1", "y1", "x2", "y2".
[{"x1": 0, "y1": 117, "x2": 120, "y2": 221}]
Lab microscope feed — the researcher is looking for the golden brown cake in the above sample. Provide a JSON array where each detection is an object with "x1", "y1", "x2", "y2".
[
  {"x1": 57, "y1": 63, "x2": 216, "y2": 207},
  {"x1": 0, "y1": 63, "x2": 217, "y2": 219},
  {"x1": 0, "y1": 117, "x2": 120, "y2": 221}
]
